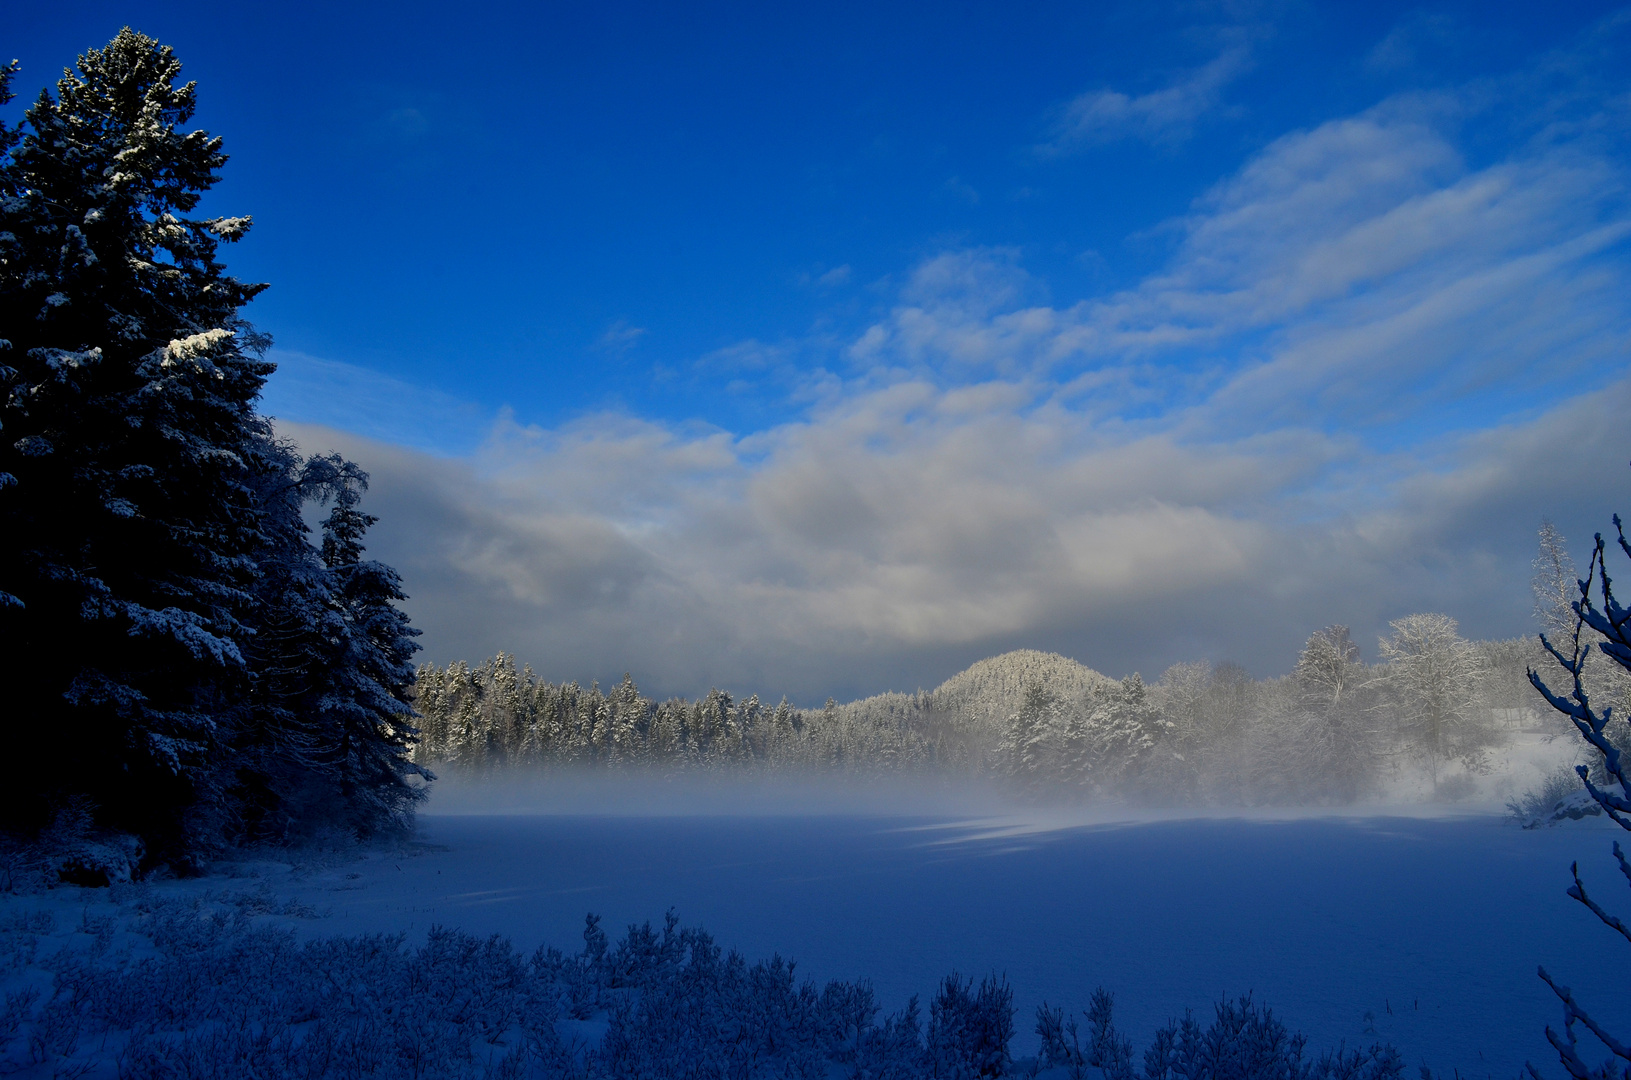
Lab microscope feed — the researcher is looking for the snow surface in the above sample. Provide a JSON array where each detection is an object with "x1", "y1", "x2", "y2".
[
  {"x1": 5, "y1": 722, "x2": 1623, "y2": 1079},
  {"x1": 382, "y1": 810, "x2": 1629, "y2": 1077},
  {"x1": 16, "y1": 778, "x2": 1621, "y2": 1079}
]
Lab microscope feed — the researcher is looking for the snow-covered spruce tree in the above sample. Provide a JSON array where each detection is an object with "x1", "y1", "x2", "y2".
[
  {"x1": 0, "y1": 62, "x2": 22, "y2": 590},
  {"x1": 225, "y1": 438, "x2": 333, "y2": 839},
  {"x1": 311, "y1": 463, "x2": 428, "y2": 835},
  {"x1": 0, "y1": 31, "x2": 273, "y2": 851},
  {"x1": 925, "y1": 973, "x2": 1014, "y2": 1079},
  {"x1": 1039, "y1": 989, "x2": 1403, "y2": 1080},
  {"x1": 231, "y1": 451, "x2": 427, "y2": 841},
  {"x1": 0, "y1": 32, "x2": 424, "y2": 857},
  {"x1": 999, "y1": 682, "x2": 1064, "y2": 790},
  {"x1": 1528, "y1": 518, "x2": 1631, "y2": 1080},
  {"x1": 1072, "y1": 674, "x2": 1169, "y2": 795}
]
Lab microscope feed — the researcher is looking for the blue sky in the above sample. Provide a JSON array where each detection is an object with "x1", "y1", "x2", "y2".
[{"x1": 8, "y1": 2, "x2": 1631, "y2": 700}]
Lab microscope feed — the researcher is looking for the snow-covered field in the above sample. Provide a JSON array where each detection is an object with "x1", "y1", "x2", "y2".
[{"x1": 13, "y1": 783, "x2": 1627, "y2": 1078}]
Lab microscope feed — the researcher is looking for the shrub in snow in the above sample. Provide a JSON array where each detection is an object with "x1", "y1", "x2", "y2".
[
  {"x1": 1038, "y1": 989, "x2": 1404, "y2": 1080},
  {"x1": 36, "y1": 798, "x2": 143, "y2": 887},
  {"x1": 51, "y1": 834, "x2": 142, "y2": 888},
  {"x1": 925, "y1": 972, "x2": 1015, "y2": 1078},
  {"x1": 1509, "y1": 768, "x2": 1603, "y2": 829},
  {"x1": 0, "y1": 893, "x2": 1411, "y2": 1080}
]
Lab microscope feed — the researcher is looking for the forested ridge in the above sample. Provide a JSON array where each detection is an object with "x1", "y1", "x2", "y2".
[{"x1": 412, "y1": 619, "x2": 1615, "y2": 804}]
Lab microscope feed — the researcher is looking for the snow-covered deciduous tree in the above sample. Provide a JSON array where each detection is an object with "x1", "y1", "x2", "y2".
[
  {"x1": 1296, "y1": 626, "x2": 1362, "y2": 710},
  {"x1": 1536, "y1": 522, "x2": 1582, "y2": 642},
  {"x1": 1532, "y1": 521, "x2": 1631, "y2": 756},
  {"x1": 1378, "y1": 614, "x2": 1489, "y2": 790},
  {"x1": 1292, "y1": 625, "x2": 1380, "y2": 800},
  {"x1": 1147, "y1": 660, "x2": 1212, "y2": 799},
  {"x1": 1528, "y1": 515, "x2": 1631, "y2": 1080}
]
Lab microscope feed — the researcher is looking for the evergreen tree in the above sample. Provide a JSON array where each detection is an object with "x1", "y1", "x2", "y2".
[
  {"x1": 1000, "y1": 682, "x2": 1062, "y2": 787},
  {"x1": 231, "y1": 452, "x2": 427, "y2": 840},
  {"x1": 227, "y1": 437, "x2": 341, "y2": 840},
  {"x1": 310, "y1": 465, "x2": 429, "y2": 835},
  {"x1": 0, "y1": 32, "x2": 427, "y2": 858},
  {"x1": 1077, "y1": 674, "x2": 1167, "y2": 790},
  {"x1": 0, "y1": 30, "x2": 272, "y2": 850}
]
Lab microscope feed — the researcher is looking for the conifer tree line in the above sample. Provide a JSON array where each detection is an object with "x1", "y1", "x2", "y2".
[
  {"x1": 414, "y1": 597, "x2": 1599, "y2": 804},
  {"x1": 0, "y1": 31, "x2": 426, "y2": 864}
]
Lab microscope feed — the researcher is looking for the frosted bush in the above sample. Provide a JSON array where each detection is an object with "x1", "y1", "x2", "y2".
[
  {"x1": 926, "y1": 973, "x2": 1014, "y2": 1078},
  {"x1": 0, "y1": 896, "x2": 1405, "y2": 1079},
  {"x1": 1039, "y1": 990, "x2": 1404, "y2": 1080},
  {"x1": 1508, "y1": 766, "x2": 1596, "y2": 827}
]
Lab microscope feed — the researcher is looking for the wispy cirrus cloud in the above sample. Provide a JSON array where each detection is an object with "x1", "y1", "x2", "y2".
[
  {"x1": 864, "y1": 98, "x2": 1631, "y2": 440},
  {"x1": 1365, "y1": 11, "x2": 1461, "y2": 74},
  {"x1": 260, "y1": 350, "x2": 489, "y2": 457},
  {"x1": 595, "y1": 319, "x2": 648, "y2": 355},
  {"x1": 1041, "y1": 38, "x2": 1253, "y2": 152}
]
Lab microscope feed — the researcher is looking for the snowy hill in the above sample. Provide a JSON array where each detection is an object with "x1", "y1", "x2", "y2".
[{"x1": 925, "y1": 648, "x2": 1113, "y2": 736}]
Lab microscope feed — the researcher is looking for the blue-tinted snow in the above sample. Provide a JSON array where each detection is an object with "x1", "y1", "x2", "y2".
[{"x1": 229, "y1": 806, "x2": 1628, "y2": 1078}]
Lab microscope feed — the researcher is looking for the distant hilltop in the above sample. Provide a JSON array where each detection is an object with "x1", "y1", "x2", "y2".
[{"x1": 918, "y1": 648, "x2": 1114, "y2": 731}]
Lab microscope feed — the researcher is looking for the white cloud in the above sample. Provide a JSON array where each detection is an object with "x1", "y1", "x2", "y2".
[
  {"x1": 1044, "y1": 41, "x2": 1252, "y2": 150},
  {"x1": 939, "y1": 176, "x2": 981, "y2": 204},
  {"x1": 595, "y1": 320, "x2": 648, "y2": 354},
  {"x1": 279, "y1": 77, "x2": 1631, "y2": 703},
  {"x1": 279, "y1": 369, "x2": 1631, "y2": 704},
  {"x1": 858, "y1": 101, "x2": 1631, "y2": 437},
  {"x1": 1365, "y1": 12, "x2": 1459, "y2": 74}
]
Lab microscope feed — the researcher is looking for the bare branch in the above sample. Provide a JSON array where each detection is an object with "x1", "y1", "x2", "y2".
[{"x1": 1565, "y1": 860, "x2": 1631, "y2": 947}]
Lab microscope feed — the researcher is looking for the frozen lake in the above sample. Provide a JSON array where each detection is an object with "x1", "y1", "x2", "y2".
[{"x1": 244, "y1": 802, "x2": 1628, "y2": 1079}]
